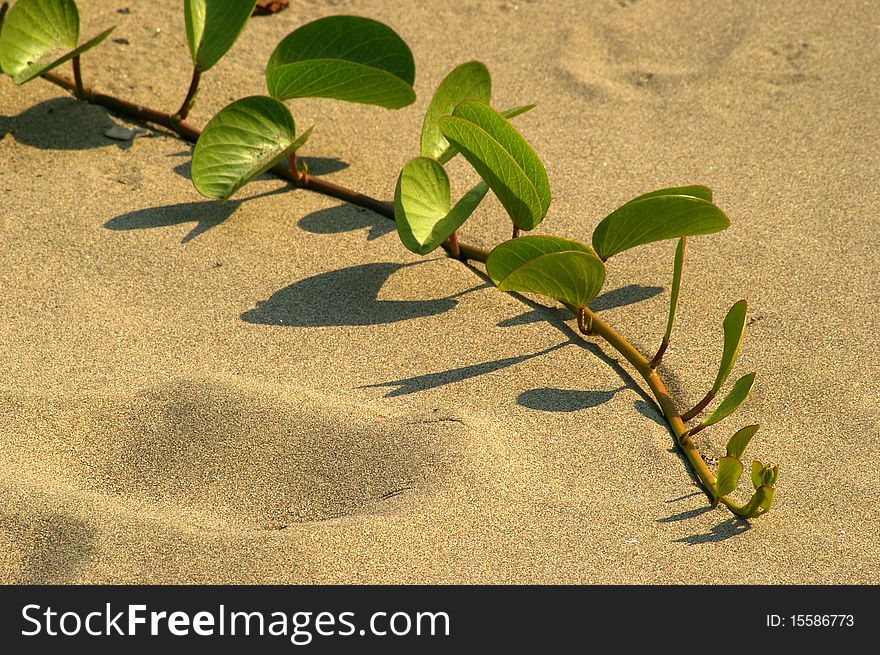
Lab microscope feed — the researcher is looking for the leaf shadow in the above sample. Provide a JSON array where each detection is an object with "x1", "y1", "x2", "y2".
[
  {"x1": 673, "y1": 517, "x2": 752, "y2": 544},
  {"x1": 1, "y1": 97, "x2": 149, "y2": 151},
  {"x1": 104, "y1": 186, "x2": 287, "y2": 243},
  {"x1": 363, "y1": 342, "x2": 571, "y2": 397},
  {"x1": 589, "y1": 284, "x2": 663, "y2": 312},
  {"x1": 656, "y1": 506, "x2": 715, "y2": 523},
  {"x1": 517, "y1": 385, "x2": 627, "y2": 412},
  {"x1": 241, "y1": 261, "x2": 482, "y2": 328},
  {"x1": 298, "y1": 204, "x2": 395, "y2": 241}
]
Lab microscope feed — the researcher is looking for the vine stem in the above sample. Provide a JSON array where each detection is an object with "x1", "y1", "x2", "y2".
[
  {"x1": 35, "y1": 69, "x2": 751, "y2": 516},
  {"x1": 173, "y1": 66, "x2": 201, "y2": 122},
  {"x1": 71, "y1": 56, "x2": 85, "y2": 99}
]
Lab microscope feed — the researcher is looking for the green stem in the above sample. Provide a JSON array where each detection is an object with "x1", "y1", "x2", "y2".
[{"x1": 582, "y1": 308, "x2": 719, "y2": 501}]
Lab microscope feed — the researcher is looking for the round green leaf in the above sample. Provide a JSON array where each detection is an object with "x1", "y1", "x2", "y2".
[
  {"x1": 715, "y1": 456, "x2": 744, "y2": 499},
  {"x1": 0, "y1": 0, "x2": 113, "y2": 84},
  {"x1": 591, "y1": 191, "x2": 729, "y2": 260},
  {"x1": 420, "y1": 61, "x2": 491, "y2": 160},
  {"x1": 184, "y1": 0, "x2": 257, "y2": 72},
  {"x1": 394, "y1": 157, "x2": 489, "y2": 255},
  {"x1": 697, "y1": 372, "x2": 756, "y2": 430},
  {"x1": 192, "y1": 95, "x2": 296, "y2": 201},
  {"x1": 439, "y1": 100, "x2": 550, "y2": 231},
  {"x1": 266, "y1": 15, "x2": 415, "y2": 109},
  {"x1": 487, "y1": 235, "x2": 606, "y2": 309},
  {"x1": 726, "y1": 424, "x2": 759, "y2": 460},
  {"x1": 708, "y1": 299, "x2": 748, "y2": 396},
  {"x1": 627, "y1": 185, "x2": 713, "y2": 203}
]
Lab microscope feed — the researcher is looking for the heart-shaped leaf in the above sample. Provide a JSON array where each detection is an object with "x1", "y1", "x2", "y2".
[
  {"x1": 0, "y1": 0, "x2": 114, "y2": 84},
  {"x1": 439, "y1": 100, "x2": 550, "y2": 230},
  {"x1": 715, "y1": 456, "x2": 743, "y2": 499},
  {"x1": 697, "y1": 372, "x2": 756, "y2": 430},
  {"x1": 192, "y1": 95, "x2": 296, "y2": 201},
  {"x1": 266, "y1": 15, "x2": 415, "y2": 109},
  {"x1": 726, "y1": 424, "x2": 759, "y2": 460},
  {"x1": 394, "y1": 157, "x2": 489, "y2": 255},
  {"x1": 421, "y1": 61, "x2": 491, "y2": 160},
  {"x1": 487, "y1": 235, "x2": 606, "y2": 309},
  {"x1": 437, "y1": 103, "x2": 536, "y2": 166},
  {"x1": 184, "y1": 0, "x2": 257, "y2": 72},
  {"x1": 591, "y1": 188, "x2": 728, "y2": 260}
]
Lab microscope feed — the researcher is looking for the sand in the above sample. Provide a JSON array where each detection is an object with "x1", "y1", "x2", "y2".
[{"x1": 1, "y1": 0, "x2": 878, "y2": 584}]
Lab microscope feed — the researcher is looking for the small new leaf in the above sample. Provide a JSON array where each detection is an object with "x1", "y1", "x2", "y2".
[
  {"x1": 192, "y1": 95, "x2": 296, "y2": 201},
  {"x1": 726, "y1": 424, "x2": 759, "y2": 459},
  {"x1": 394, "y1": 157, "x2": 489, "y2": 255},
  {"x1": 487, "y1": 235, "x2": 606, "y2": 309},
  {"x1": 0, "y1": 0, "x2": 114, "y2": 84},
  {"x1": 751, "y1": 460, "x2": 764, "y2": 490},
  {"x1": 439, "y1": 100, "x2": 550, "y2": 230},
  {"x1": 715, "y1": 456, "x2": 743, "y2": 499},
  {"x1": 591, "y1": 187, "x2": 728, "y2": 260},
  {"x1": 266, "y1": 15, "x2": 415, "y2": 109},
  {"x1": 696, "y1": 372, "x2": 756, "y2": 430},
  {"x1": 184, "y1": 0, "x2": 257, "y2": 72}
]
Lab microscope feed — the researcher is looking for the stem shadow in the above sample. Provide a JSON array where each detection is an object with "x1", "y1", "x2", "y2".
[{"x1": 363, "y1": 343, "x2": 570, "y2": 397}]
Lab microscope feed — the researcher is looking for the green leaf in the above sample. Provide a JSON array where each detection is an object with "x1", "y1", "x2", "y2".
[
  {"x1": 184, "y1": 0, "x2": 257, "y2": 72},
  {"x1": 591, "y1": 188, "x2": 729, "y2": 260},
  {"x1": 487, "y1": 235, "x2": 606, "y2": 309},
  {"x1": 660, "y1": 237, "x2": 686, "y2": 350},
  {"x1": 698, "y1": 372, "x2": 756, "y2": 430},
  {"x1": 439, "y1": 100, "x2": 550, "y2": 230},
  {"x1": 436, "y1": 102, "x2": 536, "y2": 166},
  {"x1": 266, "y1": 15, "x2": 415, "y2": 109},
  {"x1": 751, "y1": 460, "x2": 764, "y2": 490},
  {"x1": 711, "y1": 299, "x2": 748, "y2": 395},
  {"x1": 394, "y1": 157, "x2": 489, "y2": 255},
  {"x1": 0, "y1": 0, "x2": 113, "y2": 84},
  {"x1": 627, "y1": 185, "x2": 713, "y2": 203},
  {"x1": 715, "y1": 456, "x2": 743, "y2": 499},
  {"x1": 726, "y1": 424, "x2": 759, "y2": 459},
  {"x1": 421, "y1": 61, "x2": 491, "y2": 160},
  {"x1": 191, "y1": 95, "x2": 296, "y2": 201}
]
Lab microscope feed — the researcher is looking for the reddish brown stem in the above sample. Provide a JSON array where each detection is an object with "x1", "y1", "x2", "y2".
[
  {"x1": 448, "y1": 231, "x2": 462, "y2": 259},
  {"x1": 173, "y1": 67, "x2": 201, "y2": 122},
  {"x1": 72, "y1": 56, "x2": 85, "y2": 99},
  {"x1": 512, "y1": 225, "x2": 521, "y2": 239}
]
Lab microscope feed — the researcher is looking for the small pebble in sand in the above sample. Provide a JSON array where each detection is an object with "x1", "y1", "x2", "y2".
[{"x1": 104, "y1": 125, "x2": 145, "y2": 141}]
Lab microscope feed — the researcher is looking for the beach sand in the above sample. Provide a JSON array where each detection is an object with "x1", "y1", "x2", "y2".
[{"x1": 1, "y1": 0, "x2": 877, "y2": 583}]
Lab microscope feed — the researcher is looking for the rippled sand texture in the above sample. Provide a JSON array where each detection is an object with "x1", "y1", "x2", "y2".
[{"x1": 1, "y1": 0, "x2": 878, "y2": 583}]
